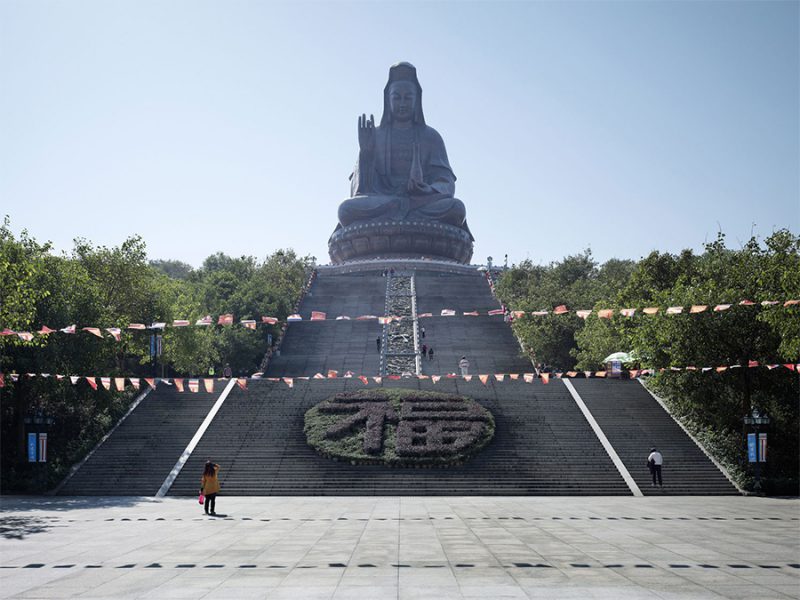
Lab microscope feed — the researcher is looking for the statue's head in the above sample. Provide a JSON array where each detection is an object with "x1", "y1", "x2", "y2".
[{"x1": 381, "y1": 62, "x2": 425, "y2": 126}]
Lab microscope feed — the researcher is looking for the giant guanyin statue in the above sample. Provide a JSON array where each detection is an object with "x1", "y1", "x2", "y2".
[{"x1": 329, "y1": 62, "x2": 473, "y2": 264}]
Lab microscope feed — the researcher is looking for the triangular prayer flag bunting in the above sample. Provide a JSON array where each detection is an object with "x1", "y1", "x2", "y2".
[
  {"x1": 629, "y1": 369, "x2": 639, "y2": 378},
  {"x1": 100, "y1": 377, "x2": 111, "y2": 390},
  {"x1": 512, "y1": 311, "x2": 525, "y2": 319},
  {"x1": 509, "y1": 374, "x2": 519, "y2": 380},
  {"x1": 463, "y1": 311, "x2": 479, "y2": 316},
  {"x1": 553, "y1": 305, "x2": 569, "y2": 315},
  {"x1": 106, "y1": 327, "x2": 122, "y2": 341},
  {"x1": 261, "y1": 316, "x2": 279, "y2": 325},
  {"x1": 150, "y1": 322, "x2": 166, "y2": 330},
  {"x1": 202, "y1": 378, "x2": 214, "y2": 393},
  {"x1": 620, "y1": 308, "x2": 636, "y2": 317},
  {"x1": 541, "y1": 373, "x2": 550, "y2": 384},
  {"x1": 196, "y1": 316, "x2": 213, "y2": 326},
  {"x1": 597, "y1": 309, "x2": 614, "y2": 319},
  {"x1": 283, "y1": 377, "x2": 294, "y2": 388},
  {"x1": 0, "y1": 373, "x2": 4, "y2": 388},
  {"x1": 689, "y1": 305, "x2": 708, "y2": 314},
  {"x1": 172, "y1": 319, "x2": 190, "y2": 327},
  {"x1": 566, "y1": 371, "x2": 578, "y2": 378},
  {"x1": 373, "y1": 376, "x2": 383, "y2": 384},
  {"x1": 748, "y1": 360, "x2": 759, "y2": 368},
  {"x1": 174, "y1": 378, "x2": 184, "y2": 392},
  {"x1": 145, "y1": 378, "x2": 156, "y2": 389},
  {"x1": 495, "y1": 374, "x2": 505, "y2": 382},
  {"x1": 130, "y1": 378, "x2": 140, "y2": 390},
  {"x1": 218, "y1": 314, "x2": 234, "y2": 325},
  {"x1": 313, "y1": 373, "x2": 325, "y2": 379},
  {"x1": 576, "y1": 310, "x2": 592, "y2": 320},
  {"x1": 358, "y1": 375, "x2": 369, "y2": 385},
  {"x1": 128, "y1": 323, "x2": 147, "y2": 330},
  {"x1": 528, "y1": 310, "x2": 547, "y2": 317},
  {"x1": 86, "y1": 377, "x2": 98, "y2": 390},
  {"x1": 739, "y1": 299, "x2": 755, "y2": 306},
  {"x1": 344, "y1": 371, "x2": 354, "y2": 378},
  {"x1": 523, "y1": 373, "x2": 534, "y2": 383},
  {"x1": 355, "y1": 315, "x2": 376, "y2": 320},
  {"x1": 463, "y1": 375, "x2": 472, "y2": 382},
  {"x1": 595, "y1": 371, "x2": 607, "y2": 378},
  {"x1": 478, "y1": 374, "x2": 489, "y2": 385},
  {"x1": 236, "y1": 378, "x2": 248, "y2": 390},
  {"x1": 188, "y1": 379, "x2": 199, "y2": 393},
  {"x1": 767, "y1": 365, "x2": 780, "y2": 370},
  {"x1": 327, "y1": 370, "x2": 338, "y2": 378},
  {"x1": 70, "y1": 375, "x2": 79, "y2": 385},
  {"x1": 387, "y1": 375, "x2": 401, "y2": 380},
  {"x1": 666, "y1": 306, "x2": 683, "y2": 315},
  {"x1": 713, "y1": 304, "x2": 732, "y2": 312},
  {"x1": 16, "y1": 332, "x2": 33, "y2": 341},
  {"x1": 441, "y1": 309, "x2": 456, "y2": 316},
  {"x1": 0, "y1": 328, "x2": 16, "y2": 336},
  {"x1": 418, "y1": 313, "x2": 433, "y2": 318},
  {"x1": 716, "y1": 366, "x2": 728, "y2": 373},
  {"x1": 310, "y1": 311, "x2": 326, "y2": 321},
  {"x1": 584, "y1": 371, "x2": 593, "y2": 378},
  {"x1": 241, "y1": 319, "x2": 257, "y2": 330},
  {"x1": 643, "y1": 307, "x2": 659, "y2": 315},
  {"x1": 784, "y1": 364, "x2": 796, "y2": 371},
  {"x1": 761, "y1": 300, "x2": 780, "y2": 306},
  {"x1": 60, "y1": 324, "x2": 76, "y2": 334},
  {"x1": 431, "y1": 375, "x2": 440, "y2": 384},
  {"x1": 37, "y1": 326, "x2": 56, "y2": 335},
  {"x1": 488, "y1": 309, "x2": 505, "y2": 316},
  {"x1": 783, "y1": 299, "x2": 799, "y2": 307},
  {"x1": 114, "y1": 377, "x2": 125, "y2": 391}
]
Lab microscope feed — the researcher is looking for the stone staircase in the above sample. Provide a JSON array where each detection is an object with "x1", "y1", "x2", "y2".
[
  {"x1": 167, "y1": 378, "x2": 631, "y2": 496},
  {"x1": 570, "y1": 379, "x2": 739, "y2": 495},
  {"x1": 58, "y1": 384, "x2": 220, "y2": 495}
]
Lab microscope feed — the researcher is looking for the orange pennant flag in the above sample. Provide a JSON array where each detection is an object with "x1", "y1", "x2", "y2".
[
  {"x1": 597, "y1": 309, "x2": 614, "y2": 319},
  {"x1": 689, "y1": 305, "x2": 708, "y2": 314},
  {"x1": 783, "y1": 299, "x2": 799, "y2": 307},
  {"x1": 174, "y1": 378, "x2": 184, "y2": 392},
  {"x1": 327, "y1": 370, "x2": 338, "y2": 379},
  {"x1": 358, "y1": 375, "x2": 368, "y2": 385},
  {"x1": 512, "y1": 311, "x2": 525, "y2": 319},
  {"x1": 188, "y1": 379, "x2": 199, "y2": 393},
  {"x1": 218, "y1": 314, "x2": 234, "y2": 325},
  {"x1": 643, "y1": 307, "x2": 659, "y2": 315},
  {"x1": 553, "y1": 305, "x2": 569, "y2": 315},
  {"x1": 566, "y1": 371, "x2": 578, "y2": 378},
  {"x1": 541, "y1": 373, "x2": 550, "y2": 384},
  {"x1": 203, "y1": 379, "x2": 214, "y2": 393},
  {"x1": 595, "y1": 371, "x2": 607, "y2": 378},
  {"x1": 145, "y1": 378, "x2": 156, "y2": 389},
  {"x1": 478, "y1": 374, "x2": 489, "y2": 385},
  {"x1": 86, "y1": 377, "x2": 98, "y2": 390},
  {"x1": 37, "y1": 326, "x2": 56, "y2": 335},
  {"x1": 716, "y1": 366, "x2": 728, "y2": 373},
  {"x1": 236, "y1": 378, "x2": 248, "y2": 390},
  {"x1": 128, "y1": 323, "x2": 147, "y2": 330},
  {"x1": 114, "y1": 377, "x2": 125, "y2": 391},
  {"x1": 261, "y1": 316, "x2": 278, "y2": 325},
  {"x1": 509, "y1": 374, "x2": 519, "y2": 380},
  {"x1": 310, "y1": 311, "x2": 326, "y2": 321}
]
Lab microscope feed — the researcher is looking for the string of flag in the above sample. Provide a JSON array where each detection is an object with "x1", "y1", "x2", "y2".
[
  {"x1": 2, "y1": 298, "x2": 798, "y2": 343},
  {"x1": 2, "y1": 362, "x2": 796, "y2": 392}
]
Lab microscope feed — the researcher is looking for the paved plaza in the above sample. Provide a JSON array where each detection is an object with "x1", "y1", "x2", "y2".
[{"x1": 0, "y1": 496, "x2": 798, "y2": 599}]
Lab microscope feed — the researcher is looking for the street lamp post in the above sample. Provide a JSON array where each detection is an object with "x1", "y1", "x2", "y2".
[{"x1": 743, "y1": 408, "x2": 770, "y2": 494}]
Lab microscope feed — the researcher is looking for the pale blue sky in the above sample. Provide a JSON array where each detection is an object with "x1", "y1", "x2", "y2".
[{"x1": 1, "y1": 0, "x2": 797, "y2": 267}]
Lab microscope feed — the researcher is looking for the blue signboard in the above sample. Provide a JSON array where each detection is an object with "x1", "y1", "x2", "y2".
[
  {"x1": 747, "y1": 433, "x2": 757, "y2": 462},
  {"x1": 27, "y1": 433, "x2": 37, "y2": 462}
]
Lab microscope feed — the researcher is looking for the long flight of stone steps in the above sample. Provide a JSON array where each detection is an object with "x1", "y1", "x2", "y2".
[
  {"x1": 58, "y1": 264, "x2": 741, "y2": 496},
  {"x1": 570, "y1": 379, "x2": 738, "y2": 495},
  {"x1": 167, "y1": 378, "x2": 631, "y2": 496}
]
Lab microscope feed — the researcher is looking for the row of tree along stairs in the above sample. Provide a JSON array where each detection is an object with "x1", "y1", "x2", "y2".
[{"x1": 58, "y1": 263, "x2": 741, "y2": 496}]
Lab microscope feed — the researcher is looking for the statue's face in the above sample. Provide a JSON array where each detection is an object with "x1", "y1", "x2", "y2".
[{"x1": 388, "y1": 81, "x2": 417, "y2": 123}]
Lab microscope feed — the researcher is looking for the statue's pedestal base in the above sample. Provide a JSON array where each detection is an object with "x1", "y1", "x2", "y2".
[{"x1": 328, "y1": 221, "x2": 473, "y2": 265}]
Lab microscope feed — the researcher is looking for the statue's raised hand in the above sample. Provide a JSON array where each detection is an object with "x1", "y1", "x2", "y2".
[{"x1": 358, "y1": 114, "x2": 375, "y2": 153}]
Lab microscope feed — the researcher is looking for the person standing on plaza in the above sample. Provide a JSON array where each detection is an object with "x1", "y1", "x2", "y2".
[
  {"x1": 428, "y1": 347, "x2": 434, "y2": 361},
  {"x1": 200, "y1": 461, "x2": 221, "y2": 515},
  {"x1": 459, "y1": 356, "x2": 470, "y2": 376},
  {"x1": 647, "y1": 447, "x2": 663, "y2": 487},
  {"x1": 421, "y1": 343, "x2": 427, "y2": 357}
]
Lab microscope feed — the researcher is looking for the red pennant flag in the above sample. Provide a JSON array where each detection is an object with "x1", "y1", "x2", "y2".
[
  {"x1": 261, "y1": 316, "x2": 278, "y2": 325},
  {"x1": 0, "y1": 373, "x2": 4, "y2": 388},
  {"x1": 358, "y1": 375, "x2": 369, "y2": 385},
  {"x1": 17, "y1": 332, "x2": 34, "y2": 341},
  {"x1": 327, "y1": 370, "x2": 338, "y2": 379},
  {"x1": 541, "y1": 373, "x2": 550, "y2": 384},
  {"x1": 509, "y1": 374, "x2": 519, "y2": 380},
  {"x1": 86, "y1": 377, "x2": 98, "y2": 390},
  {"x1": 83, "y1": 327, "x2": 104, "y2": 338},
  {"x1": 0, "y1": 328, "x2": 16, "y2": 336},
  {"x1": 387, "y1": 374, "x2": 401, "y2": 380},
  {"x1": 37, "y1": 326, "x2": 56, "y2": 335},
  {"x1": 784, "y1": 364, "x2": 796, "y2": 371},
  {"x1": 174, "y1": 378, "x2": 184, "y2": 392},
  {"x1": 598, "y1": 309, "x2": 614, "y2": 319},
  {"x1": 188, "y1": 379, "x2": 199, "y2": 393},
  {"x1": 218, "y1": 314, "x2": 234, "y2": 325},
  {"x1": 310, "y1": 311, "x2": 326, "y2": 321},
  {"x1": 106, "y1": 328, "x2": 122, "y2": 341},
  {"x1": 488, "y1": 309, "x2": 505, "y2": 316},
  {"x1": 145, "y1": 378, "x2": 156, "y2": 389},
  {"x1": 114, "y1": 377, "x2": 125, "y2": 391},
  {"x1": 236, "y1": 378, "x2": 248, "y2": 390},
  {"x1": 203, "y1": 378, "x2": 214, "y2": 393},
  {"x1": 129, "y1": 378, "x2": 140, "y2": 390},
  {"x1": 283, "y1": 377, "x2": 294, "y2": 388},
  {"x1": 172, "y1": 319, "x2": 190, "y2": 327},
  {"x1": 748, "y1": 360, "x2": 759, "y2": 368},
  {"x1": 739, "y1": 299, "x2": 755, "y2": 306},
  {"x1": 553, "y1": 305, "x2": 569, "y2": 315},
  {"x1": 566, "y1": 371, "x2": 577, "y2": 378}
]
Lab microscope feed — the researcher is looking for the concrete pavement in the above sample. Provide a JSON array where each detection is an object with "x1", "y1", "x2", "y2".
[{"x1": 1, "y1": 496, "x2": 798, "y2": 599}]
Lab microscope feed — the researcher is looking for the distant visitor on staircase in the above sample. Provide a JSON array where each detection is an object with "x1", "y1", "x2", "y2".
[
  {"x1": 459, "y1": 356, "x2": 470, "y2": 376},
  {"x1": 647, "y1": 448, "x2": 663, "y2": 487}
]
